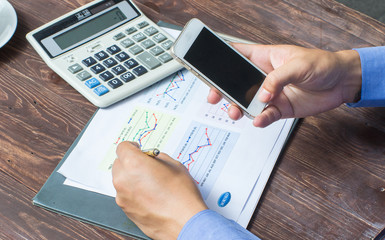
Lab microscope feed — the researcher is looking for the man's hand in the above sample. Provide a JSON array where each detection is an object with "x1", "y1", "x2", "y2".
[
  {"x1": 112, "y1": 142, "x2": 208, "y2": 240},
  {"x1": 208, "y1": 44, "x2": 362, "y2": 127}
]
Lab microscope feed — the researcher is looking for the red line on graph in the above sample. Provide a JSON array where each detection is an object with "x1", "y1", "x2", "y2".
[
  {"x1": 139, "y1": 113, "x2": 158, "y2": 144},
  {"x1": 183, "y1": 128, "x2": 212, "y2": 185},
  {"x1": 220, "y1": 103, "x2": 230, "y2": 113}
]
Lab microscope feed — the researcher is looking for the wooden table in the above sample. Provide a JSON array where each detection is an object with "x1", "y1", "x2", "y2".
[{"x1": 1, "y1": 0, "x2": 385, "y2": 239}]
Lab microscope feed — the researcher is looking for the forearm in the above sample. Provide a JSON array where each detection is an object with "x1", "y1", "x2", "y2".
[{"x1": 335, "y1": 50, "x2": 362, "y2": 103}]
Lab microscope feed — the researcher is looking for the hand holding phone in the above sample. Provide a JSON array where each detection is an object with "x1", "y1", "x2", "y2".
[{"x1": 171, "y1": 18, "x2": 267, "y2": 118}]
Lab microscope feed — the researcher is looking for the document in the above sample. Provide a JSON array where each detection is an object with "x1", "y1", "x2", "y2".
[
  {"x1": 58, "y1": 68, "x2": 294, "y2": 225},
  {"x1": 57, "y1": 27, "x2": 295, "y2": 226}
]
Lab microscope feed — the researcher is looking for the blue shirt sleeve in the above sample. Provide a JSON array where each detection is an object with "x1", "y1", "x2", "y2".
[
  {"x1": 177, "y1": 209, "x2": 260, "y2": 240},
  {"x1": 348, "y1": 46, "x2": 385, "y2": 107}
]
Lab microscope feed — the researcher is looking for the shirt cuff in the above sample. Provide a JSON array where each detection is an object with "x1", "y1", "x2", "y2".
[
  {"x1": 347, "y1": 46, "x2": 385, "y2": 107},
  {"x1": 177, "y1": 209, "x2": 260, "y2": 240}
]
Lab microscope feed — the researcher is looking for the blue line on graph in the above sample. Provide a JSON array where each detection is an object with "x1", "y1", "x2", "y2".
[
  {"x1": 181, "y1": 128, "x2": 212, "y2": 170},
  {"x1": 157, "y1": 71, "x2": 185, "y2": 101}
]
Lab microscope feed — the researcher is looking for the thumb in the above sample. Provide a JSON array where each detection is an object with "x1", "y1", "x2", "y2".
[{"x1": 259, "y1": 58, "x2": 306, "y2": 102}]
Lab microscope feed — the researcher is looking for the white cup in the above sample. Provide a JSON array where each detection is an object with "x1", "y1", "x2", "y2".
[{"x1": 0, "y1": 0, "x2": 17, "y2": 48}]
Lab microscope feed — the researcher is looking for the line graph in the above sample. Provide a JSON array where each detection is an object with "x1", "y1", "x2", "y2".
[
  {"x1": 199, "y1": 98, "x2": 248, "y2": 127},
  {"x1": 99, "y1": 107, "x2": 178, "y2": 171},
  {"x1": 132, "y1": 112, "x2": 158, "y2": 147},
  {"x1": 141, "y1": 69, "x2": 198, "y2": 111},
  {"x1": 178, "y1": 128, "x2": 212, "y2": 173},
  {"x1": 172, "y1": 122, "x2": 239, "y2": 199},
  {"x1": 156, "y1": 70, "x2": 186, "y2": 101},
  {"x1": 220, "y1": 102, "x2": 230, "y2": 113}
]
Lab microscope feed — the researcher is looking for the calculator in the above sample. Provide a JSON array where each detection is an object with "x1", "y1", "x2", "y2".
[{"x1": 26, "y1": 0, "x2": 182, "y2": 107}]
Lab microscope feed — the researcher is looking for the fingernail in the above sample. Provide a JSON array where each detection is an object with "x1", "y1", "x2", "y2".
[{"x1": 259, "y1": 88, "x2": 272, "y2": 102}]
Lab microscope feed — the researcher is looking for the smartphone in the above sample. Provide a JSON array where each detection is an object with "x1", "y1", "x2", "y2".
[{"x1": 171, "y1": 18, "x2": 267, "y2": 119}]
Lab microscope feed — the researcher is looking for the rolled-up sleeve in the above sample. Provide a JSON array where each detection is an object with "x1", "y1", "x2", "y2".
[
  {"x1": 177, "y1": 209, "x2": 260, "y2": 240},
  {"x1": 348, "y1": 46, "x2": 385, "y2": 107}
]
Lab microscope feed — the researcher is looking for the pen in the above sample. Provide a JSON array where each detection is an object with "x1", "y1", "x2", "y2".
[{"x1": 141, "y1": 148, "x2": 160, "y2": 157}]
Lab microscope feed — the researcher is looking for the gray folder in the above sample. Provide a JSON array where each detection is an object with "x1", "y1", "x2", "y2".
[{"x1": 33, "y1": 109, "x2": 150, "y2": 239}]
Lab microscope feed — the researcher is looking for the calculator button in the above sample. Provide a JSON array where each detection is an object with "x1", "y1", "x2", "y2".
[
  {"x1": 121, "y1": 72, "x2": 136, "y2": 82},
  {"x1": 76, "y1": 70, "x2": 92, "y2": 81},
  {"x1": 132, "y1": 66, "x2": 148, "y2": 76},
  {"x1": 82, "y1": 57, "x2": 97, "y2": 67},
  {"x1": 115, "y1": 52, "x2": 130, "y2": 62},
  {"x1": 99, "y1": 71, "x2": 114, "y2": 81},
  {"x1": 94, "y1": 51, "x2": 109, "y2": 61},
  {"x1": 125, "y1": 27, "x2": 137, "y2": 35},
  {"x1": 150, "y1": 46, "x2": 164, "y2": 56},
  {"x1": 85, "y1": 78, "x2": 100, "y2": 89},
  {"x1": 137, "y1": 51, "x2": 161, "y2": 70},
  {"x1": 161, "y1": 40, "x2": 173, "y2": 50},
  {"x1": 91, "y1": 64, "x2": 106, "y2": 74},
  {"x1": 68, "y1": 63, "x2": 83, "y2": 74},
  {"x1": 106, "y1": 45, "x2": 121, "y2": 55},
  {"x1": 108, "y1": 78, "x2": 123, "y2": 89},
  {"x1": 137, "y1": 21, "x2": 149, "y2": 29},
  {"x1": 158, "y1": 53, "x2": 173, "y2": 63},
  {"x1": 103, "y1": 58, "x2": 118, "y2": 68},
  {"x1": 153, "y1": 33, "x2": 167, "y2": 43},
  {"x1": 129, "y1": 45, "x2": 144, "y2": 55},
  {"x1": 124, "y1": 59, "x2": 139, "y2": 69},
  {"x1": 113, "y1": 32, "x2": 126, "y2": 41},
  {"x1": 144, "y1": 26, "x2": 158, "y2": 36},
  {"x1": 111, "y1": 65, "x2": 126, "y2": 75},
  {"x1": 94, "y1": 85, "x2": 109, "y2": 96},
  {"x1": 120, "y1": 38, "x2": 135, "y2": 48},
  {"x1": 132, "y1": 32, "x2": 146, "y2": 42},
  {"x1": 141, "y1": 39, "x2": 155, "y2": 49}
]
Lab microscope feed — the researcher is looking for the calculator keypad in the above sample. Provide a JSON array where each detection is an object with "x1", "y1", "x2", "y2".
[
  {"x1": 129, "y1": 45, "x2": 144, "y2": 55},
  {"x1": 103, "y1": 58, "x2": 118, "y2": 68},
  {"x1": 137, "y1": 52, "x2": 161, "y2": 70},
  {"x1": 91, "y1": 64, "x2": 106, "y2": 74},
  {"x1": 121, "y1": 72, "x2": 135, "y2": 82},
  {"x1": 106, "y1": 45, "x2": 121, "y2": 55},
  {"x1": 133, "y1": 66, "x2": 147, "y2": 76},
  {"x1": 82, "y1": 57, "x2": 96, "y2": 67},
  {"x1": 68, "y1": 63, "x2": 83, "y2": 74},
  {"x1": 115, "y1": 52, "x2": 130, "y2": 62},
  {"x1": 77, "y1": 71, "x2": 91, "y2": 81},
  {"x1": 85, "y1": 78, "x2": 100, "y2": 88},
  {"x1": 100, "y1": 71, "x2": 114, "y2": 81},
  {"x1": 120, "y1": 38, "x2": 135, "y2": 48},
  {"x1": 68, "y1": 20, "x2": 174, "y2": 99},
  {"x1": 111, "y1": 65, "x2": 126, "y2": 75},
  {"x1": 108, "y1": 78, "x2": 123, "y2": 89},
  {"x1": 94, "y1": 51, "x2": 109, "y2": 61},
  {"x1": 94, "y1": 85, "x2": 109, "y2": 96},
  {"x1": 124, "y1": 59, "x2": 138, "y2": 69}
]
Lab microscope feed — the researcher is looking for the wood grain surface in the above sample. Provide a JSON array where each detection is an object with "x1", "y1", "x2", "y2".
[{"x1": 0, "y1": 0, "x2": 384, "y2": 239}]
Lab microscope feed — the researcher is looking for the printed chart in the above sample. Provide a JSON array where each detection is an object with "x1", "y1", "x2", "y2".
[
  {"x1": 141, "y1": 69, "x2": 198, "y2": 111},
  {"x1": 199, "y1": 98, "x2": 248, "y2": 127},
  {"x1": 172, "y1": 122, "x2": 239, "y2": 199},
  {"x1": 99, "y1": 107, "x2": 178, "y2": 171}
]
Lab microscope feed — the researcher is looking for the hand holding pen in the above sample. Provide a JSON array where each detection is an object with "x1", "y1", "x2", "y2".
[{"x1": 112, "y1": 141, "x2": 207, "y2": 239}]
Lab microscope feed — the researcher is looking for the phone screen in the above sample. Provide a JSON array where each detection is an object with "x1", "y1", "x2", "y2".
[{"x1": 184, "y1": 27, "x2": 265, "y2": 108}]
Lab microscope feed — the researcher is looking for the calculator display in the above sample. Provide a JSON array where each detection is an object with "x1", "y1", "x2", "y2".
[
  {"x1": 54, "y1": 8, "x2": 127, "y2": 50},
  {"x1": 36, "y1": 0, "x2": 140, "y2": 58}
]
